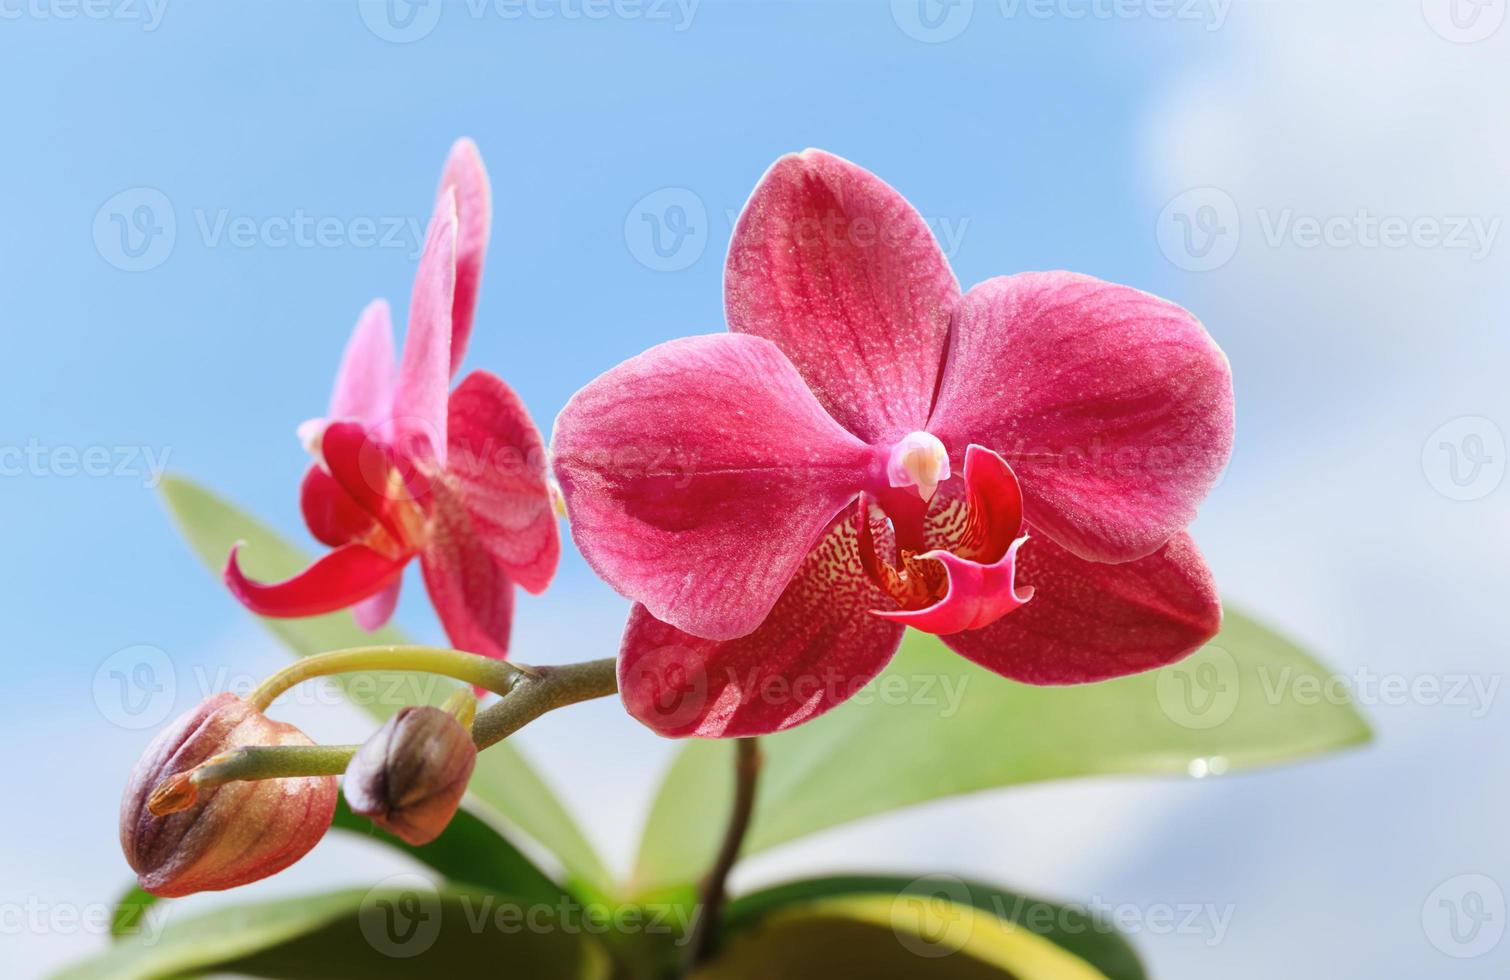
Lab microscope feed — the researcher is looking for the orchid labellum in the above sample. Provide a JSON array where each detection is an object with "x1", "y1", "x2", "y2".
[
  {"x1": 225, "y1": 141, "x2": 559, "y2": 661},
  {"x1": 553, "y1": 150, "x2": 1235, "y2": 737}
]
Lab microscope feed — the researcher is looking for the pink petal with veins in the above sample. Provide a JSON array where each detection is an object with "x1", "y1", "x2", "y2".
[
  {"x1": 552, "y1": 333, "x2": 876, "y2": 642},
  {"x1": 927, "y1": 273, "x2": 1234, "y2": 563},
  {"x1": 392, "y1": 190, "x2": 458, "y2": 467},
  {"x1": 725, "y1": 149, "x2": 959, "y2": 444},
  {"x1": 420, "y1": 502, "x2": 516, "y2": 663},
  {"x1": 436, "y1": 139, "x2": 491, "y2": 375},
  {"x1": 618, "y1": 508, "x2": 904, "y2": 737},
  {"x1": 445, "y1": 370, "x2": 558, "y2": 594}
]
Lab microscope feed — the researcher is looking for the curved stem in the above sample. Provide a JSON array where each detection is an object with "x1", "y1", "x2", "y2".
[
  {"x1": 153, "y1": 655, "x2": 621, "y2": 805},
  {"x1": 684, "y1": 737, "x2": 762, "y2": 971},
  {"x1": 249, "y1": 646, "x2": 530, "y2": 711},
  {"x1": 471, "y1": 658, "x2": 618, "y2": 749}
]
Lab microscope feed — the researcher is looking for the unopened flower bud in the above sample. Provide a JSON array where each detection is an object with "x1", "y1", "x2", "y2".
[
  {"x1": 343, "y1": 705, "x2": 477, "y2": 845},
  {"x1": 119, "y1": 693, "x2": 337, "y2": 897}
]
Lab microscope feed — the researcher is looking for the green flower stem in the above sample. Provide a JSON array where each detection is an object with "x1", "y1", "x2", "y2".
[
  {"x1": 471, "y1": 657, "x2": 619, "y2": 750},
  {"x1": 249, "y1": 645, "x2": 531, "y2": 711},
  {"x1": 160, "y1": 655, "x2": 620, "y2": 802},
  {"x1": 194, "y1": 743, "x2": 360, "y2": 786}
]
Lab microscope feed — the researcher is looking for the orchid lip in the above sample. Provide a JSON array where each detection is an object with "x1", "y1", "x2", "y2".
[
  {"x1": 885, "y1": 431, "x2": 950, "y2": 503},
  {"x1": 860, "y1": 444, "x2": 1031, "y2": 635}
]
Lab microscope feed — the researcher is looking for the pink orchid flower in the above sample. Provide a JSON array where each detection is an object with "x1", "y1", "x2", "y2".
[
  {"x1": 225, "y1": 140, "x2": 559, "y2": 661},
  {"x1": 553, "y1": 150, "x2": 1234, "y2": 737}
]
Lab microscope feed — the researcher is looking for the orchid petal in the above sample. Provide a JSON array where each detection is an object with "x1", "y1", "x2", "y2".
[
  {"x1": 445, "y1": 370, "x2": 559, "y2": 594},
  {"x1": 436, "y1": 138, "x2": 491, "y2": 375},
  {"x1": 725, "y1": 149, "x2": 959, "y2": 444},
  {"x1": 420, "y1": 506, "x2": 516, "y2": 663},
  {"x1": 552, "y1": 333, "x2": 875, "y2": 642},
  {"x1": 618, "y1": 509, "x2": 904, "y2": 737},
  {"x1": 927, "y1": 273, "x2": 1234, "y2": 562},
  {"x1": 328, "y1": 299, "x2": 398, "y2": 424},
  {"x1": 318, "y1": 422, "x2": 426, "y2": 549},
  {"x1": 353, "y1": 578, "x2": 402, "y2": 631},
  {"x1": 223, "y1": 543, "x2": 406, "y2": 618},
  {"x1": 941, "y1": 531, "x2": 1221, "y2": 685},
  {"x1": 299, "y1": 463, "x2": 376, "y2": 548},
  {"x1": 392, "y1": 189, "x2": 459, "y2": 467}
]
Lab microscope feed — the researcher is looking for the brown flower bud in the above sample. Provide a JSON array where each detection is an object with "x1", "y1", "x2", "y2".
[
  {"x1": 343, "y1": 705, "x2": 477, "y2": 845},
  {"x1": 119, "y1": 693, "x2": 337, "y2": 897}
]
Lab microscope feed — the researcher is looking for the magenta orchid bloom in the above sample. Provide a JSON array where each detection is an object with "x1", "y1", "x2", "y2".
[
  {"x1": 553, "y1": 150, "x2": 1234, "y2": 737},
  {"x1": 225, "y1": 140, "x2": 559, "y2": 661}
]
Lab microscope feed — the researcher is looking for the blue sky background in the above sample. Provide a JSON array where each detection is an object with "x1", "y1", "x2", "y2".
[{"x1": 4, "y1": 1, "x2": 1509, "y2": 977}]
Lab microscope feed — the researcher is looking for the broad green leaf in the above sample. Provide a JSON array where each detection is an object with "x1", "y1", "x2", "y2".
[
  {"x1": 700, "y1": 893, "x2": 1108, "y2": 980},
  {"x1": 58, "y1": 890, "x2": 372, "y2": 980},
  {"x1": 725, "y1": 876, "x2": 1145, "y2": 980},
  {"x1": 328, "y1": 796, "x2": 564, "y2": 905},
  {"x1": 158, "y1": 476, "x2": 611, "y2": 892},
  {"x1": 633, "y1": 612, "x2": 1372, "y2": 894},
  {"x1": 55, "y1": 887, "x2": 610, "y2": 980}
]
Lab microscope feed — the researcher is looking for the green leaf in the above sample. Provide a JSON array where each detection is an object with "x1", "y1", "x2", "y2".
[
  {"x1": 701, "y1": 893, "x2": 1109, "y2": 980},
  {"x1": 54, "y1": 887, "x2": 610, "y2": 980},
  {"x1": 329, "y1": 796, "x2": 564, "y2": 905},
  {"x1": 632, "y1": 612, "x2": 1372, "y2": 895},
  {"x1": 157, "y1": 476, "x2": 611, "y2": 893},
  {"x1": 108, "y1": 886, "x2": 154, "y2": 940},
  {"x1": 725, "y1": 875, "x2": 1145, "y2": 980}
]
